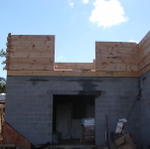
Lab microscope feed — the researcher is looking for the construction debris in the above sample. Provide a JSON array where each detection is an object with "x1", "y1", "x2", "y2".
[
  {"x1": 113, "y1": 119, "x2": 136, "y2": 149},
  {"x1": 115, "y1": 133, "x2": 136, "y2": 149},
  {"x1": 81, "y1": 118, "x2": 95, "y2": 144},
  {"x1": 115, "y1": 119, "x2": 127, "y2": 134}
]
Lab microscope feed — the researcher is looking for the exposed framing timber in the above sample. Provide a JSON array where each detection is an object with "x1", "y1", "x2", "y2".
[{"x1": 7, "y1": 71, "x2": 138, "y2": 77}]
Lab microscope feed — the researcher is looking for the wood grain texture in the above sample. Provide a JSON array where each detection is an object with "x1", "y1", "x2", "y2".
[
  {"x1": 54, "y1": 62, "x2": 94, "y2": 71},
  {"x1": 95, "y1": 42, "x2": 139, "y2": 72},
  {"x1": 6, "y1": 31, "x2": 150, "y2": 77},
  {"x1": 7, "y1": 34, "x2": 55, "y2": 71},
  {"x1": 138, "y1": 31, "x2": 150, "y2": 74},
  {"x1": 7, "y1": 70, "x2": 138, "y2": 77}
]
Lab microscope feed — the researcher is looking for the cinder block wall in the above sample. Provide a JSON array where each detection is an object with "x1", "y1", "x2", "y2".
[
  {"x1": 95, "y1": 78, "x2": 140, "y2": 145},
  {"x1": 137, "y1": 31, "x2": 150, "y2": 147},
  {"x1": 140, "y1": 70, "x2": 150, "y2": 147},
  {"x1": 6, "y1": 76, "x2": 53, "y2": 145},
  {"x1": 6, "y1": 76, "x2": 140, "y2": 145}
]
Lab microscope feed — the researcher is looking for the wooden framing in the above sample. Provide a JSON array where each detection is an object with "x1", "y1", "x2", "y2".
[
  {"x1": 95, "y1": 42, "x2": 138, "y2": 72},
  {"x1": 6, "y1": 31, "x2": 150, "y2": 77},
  {"x1": 6, "y1": 34, "x2": 55, "y2": 71},
  {"x1": 138, "y1": 31, "x2": 150, "y2": 75},
  {"x1": 54, "y1": 63, "x2": 95, "y2": 71},
  {"x1": 7, "y1": 71, "x2": 138, "y2": 77}
]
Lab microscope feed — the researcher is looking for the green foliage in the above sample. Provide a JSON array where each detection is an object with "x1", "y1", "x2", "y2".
[
  {"x1": 0, "y1": 78, "x2": 6, "y2": 93},
  {"x1": 0, "y1": 82, "x2": 6, "y2": 93},
  {"x1": 0, "y1": 49, "x2": 7, "y2": 92},
  {"x1": 0, "y1": 49, "x2": 7, "y2": 68},
  {"x1": 0, "y1": 49, "x2": 6, "y2": 57}
]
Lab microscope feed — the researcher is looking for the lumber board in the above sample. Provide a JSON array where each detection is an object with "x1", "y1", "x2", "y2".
[
  {"x1": 139, "y1": 54, "x2": 150, "y2": 68},
  {"x1": 8, "y1": 46, "x2": 54, "y2": 52},
  {"x1": 54, "y1": 63, "x2": 94, "y2": 70},
  {"x1": 96, "y1": 63, "x2": 138, "y2": 72},
  {"x1": 10, "y1": 35, "x2": 55, "y2": 40},
  {"x1": 96, "y1": 42, "x2": 137, "y2": 47},
  {"x1": 139, "y1": 62, "x2": 150, "y2": 75},
  {"x1": 8, "y1": 43, "x2": 54, "y2": 49},
  {"x1": 8, "y1": 57, "x2": 53, "y2": 64},
  {"x1": 139, "y1": 31, "x2": 150, "y2": 47},
  {"x1": 7, "y1": 70, "x2": 138, "y2": 77},
  {"x1": 8, "y1": 51, "x2": 54, "y2": 58},
  {"x1": 7, "y1": 57, "x2": 54, "y2": 71},
  {"x1": 7, "y1": 35, "x2": 54, "y2": 51},
  {"x1": 7, "y1": 65, "x2": 53, "y2": 71},
  {"x1": 7, "y1": 64, "x2": 54, "y2": 71},
  {"x1": 139, "y1": 42, "x2": 150, "y2": 56},
  {"x1": 8, "y1": 38, "x2": 54, "y2": 51}
]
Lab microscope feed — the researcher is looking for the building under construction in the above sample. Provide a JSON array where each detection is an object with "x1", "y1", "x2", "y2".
[{"x1": 4, "y1": 31, "x2": 150, "y2": 148}]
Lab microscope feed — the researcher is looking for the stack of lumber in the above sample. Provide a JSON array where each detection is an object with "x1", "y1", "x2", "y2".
[{"x1": 6, "y1": 34, "x2": 55, "y2": 71}]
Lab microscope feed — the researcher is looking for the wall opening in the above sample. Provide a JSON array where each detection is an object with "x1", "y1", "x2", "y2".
[{"x1": 53, "y1": 95, "x2": 95, "y2": 145}]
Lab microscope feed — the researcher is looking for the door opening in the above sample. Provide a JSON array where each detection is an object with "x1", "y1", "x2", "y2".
[{"x1": 52, "y1": 95, "x2": 95, "y2": 145}]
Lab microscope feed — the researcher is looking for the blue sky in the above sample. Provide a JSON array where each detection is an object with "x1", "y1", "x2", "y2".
[{"x1": 0, "y1": 0, "x2": 150, "y2": 78}]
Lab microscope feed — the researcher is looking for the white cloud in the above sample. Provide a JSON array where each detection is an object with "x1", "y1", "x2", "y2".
[
  {"x1": 89, "y1": 0, "x2": 128, "y2": 28},
  {"x1": 129, "y1": 40, "x2": 138, "y2": 43},
  {"x1": 81, "y1": 0, "x2": 89, "y2": 4},
  {"x1": 69, "y1": 1, "x2": 75, "y2": 7},
  {"x1": 57, "y1": 56, "x2": 67, "y2": 61}
]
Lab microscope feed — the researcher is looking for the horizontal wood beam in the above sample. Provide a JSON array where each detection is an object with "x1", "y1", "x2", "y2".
[{"x1": 7, "y1": 71, "x2": 138, "y2": 77}]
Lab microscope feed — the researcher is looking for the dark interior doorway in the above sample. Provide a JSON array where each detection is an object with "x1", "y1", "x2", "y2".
[{"x1": 53, "y1": 95, "x2": 95, "y2": 145}]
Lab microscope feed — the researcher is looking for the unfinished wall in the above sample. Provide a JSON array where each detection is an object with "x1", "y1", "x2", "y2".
[
  {"x1": 6, "y1": 76, "x2": 53, "y2": 145},
  {"x1": 6, "y1": 76, "x2": 140, "y2": 145},
  {"x1": 5, "y1": 32, "x2": 150, "y2": 147},
  {"x1": 139, "y1": 31, "x2": 150, "y2": 74},
  {"x1": 96, "y1": 42, "x2": 139, "y2": 72},
  {"x1": 6, "y1": 34, "x2": 55, "y2": 71},
  {"x1": 139, "y1": 31, "x2": 150, "y2": 147},
  {"x1": 140, "y1": 71, "x2": 150, "y2": 147}
]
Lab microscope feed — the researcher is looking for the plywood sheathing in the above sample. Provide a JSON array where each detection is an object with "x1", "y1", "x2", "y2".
[
  {"x1": 6, "y1": 34, "x2": 55, "y2": 71},
  {"x1": 95, "y1": 42, "x2": 139, "y2": 72}
]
